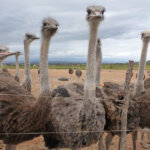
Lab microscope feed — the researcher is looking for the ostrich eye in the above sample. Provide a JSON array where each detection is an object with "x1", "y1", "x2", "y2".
[
  {"x1": 102, "y1": 9, "x2": 105, "y2": 14},
  {"x1": 27, "y1": 35, "x2": 32, "y2": 39},
  {"x1": 43, "y1": 23, "x2": 47, "y2": 26},
  {"x1": 87, "y1": 9, "x2": 91, "y2": 15}
]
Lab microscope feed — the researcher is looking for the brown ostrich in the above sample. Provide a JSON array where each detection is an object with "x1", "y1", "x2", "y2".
[
  {"x1": 0, "y1": 17, "x2": 58, "y2": 150},
  {"x1": 43, "y1": 6, "x2": 106, "y2": 150},
  {"x1": 14, "y1": 51, "x2": 22, "y2": 82},
  {"x1": 75, "y1": 69, "x2": 82, "y2": 82},
  {"x1": 22, "y1": 33, "x2": 39, "y2": 92},
  {"x1": 69, "y1": 67, "x2": 74, "y2": 80}
]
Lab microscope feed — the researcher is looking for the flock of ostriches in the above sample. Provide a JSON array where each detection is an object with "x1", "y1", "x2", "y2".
[{"x1": 0, "y1": 5, "x2": 150, "y2": 150}]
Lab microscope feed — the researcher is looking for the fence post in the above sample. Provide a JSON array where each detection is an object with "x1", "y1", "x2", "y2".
[{"x1": 119, "y1": 60, "x2": 134, "y2": 150}]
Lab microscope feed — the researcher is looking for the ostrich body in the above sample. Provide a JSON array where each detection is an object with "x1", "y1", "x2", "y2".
[
  {"x1": 14, "y1": 51, "x2": 21, "y2": 82},
  {"x1": 22, "y1": 33, "x2": 39, "y2": 92},
  {"x1": 0, "y1": 17, "x2": 57, "y2": 150},
  {"x1": 75, "y1": 69, "x2": 82, "y2": 78},
  {"x1": 43, "y1": 6, "x2": 105, "y2": 149}
]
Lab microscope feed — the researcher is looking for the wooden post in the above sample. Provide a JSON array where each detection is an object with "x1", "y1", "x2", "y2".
[{"x1": 119, "y1": 60, "x2": 134, "y2": 150}]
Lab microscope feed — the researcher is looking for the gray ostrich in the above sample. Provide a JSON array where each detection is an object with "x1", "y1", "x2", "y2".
[
  {"x1": 43, "y1": 6, "x2": 105, "y2": 150},
  {"x1": 98, "y1": 31, "x2": 150, "y2": 150},
  {"x1": 133, "y1": 30, "x2": 150, "y2": 149},
  {"x1": 14, "y1": 51, "x2": 22, "y2": 82},
  {"x1": 22, "y1": 33, "x2": 39, "y2": 92},
  {"x1": 0, "y1": 17, "x2": 57, "y2": 150},
  {"x1": 134, "y1": 31, "x2": 150, "y2": 96}
]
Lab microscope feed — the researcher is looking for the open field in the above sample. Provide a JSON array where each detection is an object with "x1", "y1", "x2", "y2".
[{"x1": 0, "y1": 69, "x2": 150, "y2": 150}]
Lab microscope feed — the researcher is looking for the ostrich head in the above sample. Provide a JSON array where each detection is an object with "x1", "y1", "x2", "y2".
[
  {"x1": 15, "y1": 51, "x2": 22, "y2": 56},
  {"x1": 24, "y1": 33, "x2": 39, "y2": 44},
  {"x1": 86, "y1": 6, "x2": 105, "y2": 24},
  {"x1": 42, "y1": 17, "x2": 59, "y2": 38},
  {"x1": 141, "y1": 30, "x2": 150, "y2": 42}
]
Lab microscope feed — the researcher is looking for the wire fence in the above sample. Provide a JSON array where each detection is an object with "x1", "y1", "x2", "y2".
[{"x1": 0, "y1": 129, "x2": 150, "y2": 135}]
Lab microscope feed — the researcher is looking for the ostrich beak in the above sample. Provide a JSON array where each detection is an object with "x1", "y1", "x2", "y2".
[
  {"x1": 44, "y1": 25, "x2": 58, "y2": 30},
  {"x1": 95, "y1": 12, "x2": 103, "y2": 18},
  {"x1": 33, "y1": 37, "x2": 40, "y2": 40}
]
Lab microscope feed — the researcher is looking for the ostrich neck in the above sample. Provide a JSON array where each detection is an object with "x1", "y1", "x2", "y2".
[
  {"x1": 24, "y1": 41, "x2": 31, "y2": 79},
  {"x1": 95, "y1": 44, "x2": 102, "y2": 87},
  {"x1": 15, "y1": 55, "x2": 19, "y2": 76},
  {"x1": 40, "y1": 36, "x2": 51, "y2": 96},
  {"x1": 134, "y1": 40, "x2": 149, "y2": 96},
  {"x1": 84, "y1": 23, "x2": 99, "y2": 98}
]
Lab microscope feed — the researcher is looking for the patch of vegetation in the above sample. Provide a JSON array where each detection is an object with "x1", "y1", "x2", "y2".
[{"x1": 3, "y1": 63, "x2": 150, "y2": 70}]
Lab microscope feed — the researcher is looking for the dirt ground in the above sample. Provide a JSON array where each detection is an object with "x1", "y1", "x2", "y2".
[{"x1": 0, "y1": 69, "x2": 150, "y2": 150}]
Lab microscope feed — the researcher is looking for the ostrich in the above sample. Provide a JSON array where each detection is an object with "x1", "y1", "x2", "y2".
[
  {"x1": 98, "y1": 31, "x2": 150, "y2": 150},
  {"x1": 22, "y1": 33, "x2": 39, "y2": 92},
  {"x1": 75, "y1": 69, "x2": 82, "y2": 82},
  {"x1": 14, "y1": 51, "x2": 22, "y2": 82},
  {"x1": 0, "y1": 17, "x2": 57, "y2": 150},
  {"x1": 69, "y1": 67, "x2": 74, "y2": 80},
  {"x1": 43, "y1": 6, "x2": 105, "y2": 150},
  {"x1": 0, "y1": 51, "x2": 18, "y2": 71},
  {"x1": 133, "y1": 30, "x2": 150, "y2": 149}
]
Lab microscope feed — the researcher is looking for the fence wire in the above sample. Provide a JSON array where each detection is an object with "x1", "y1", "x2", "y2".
[{"x1": 0, "y1": 129, "x2": 150, "y2": 135}]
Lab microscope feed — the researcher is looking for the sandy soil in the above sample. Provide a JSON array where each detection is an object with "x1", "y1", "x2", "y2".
[{"x1": 0, "y1": 69, "x2": 150, "y2": 150}]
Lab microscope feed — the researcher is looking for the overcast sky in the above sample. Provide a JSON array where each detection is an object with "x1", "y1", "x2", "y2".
[{"x1": 1, "y1": 0, "x2": 150, "y2": 63}]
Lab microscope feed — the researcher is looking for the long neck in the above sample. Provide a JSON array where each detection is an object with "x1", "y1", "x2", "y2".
[
  {"x1": 24, "y1": 41, "x2": 30, "y2": 79},
  {"x1": 134, "y1": 39, "x2": 149, "y2": 96},
  {"x1": 84, "y1": 22, "x2": 99, "y2": 98},
  {"x1": 39, "y1": 36, "x2": 51, "y2": 96},
  {"x1": 95, "y1": 42, "x2": 102, "y2": 87},
  {"x1": 15, "y1": 55, "x2": 19, "y2": 76}
]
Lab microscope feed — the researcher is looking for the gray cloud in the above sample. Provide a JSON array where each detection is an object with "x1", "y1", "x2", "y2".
[{"x1": 1, "y1": 0, "x2": 150, "y2": 63}]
